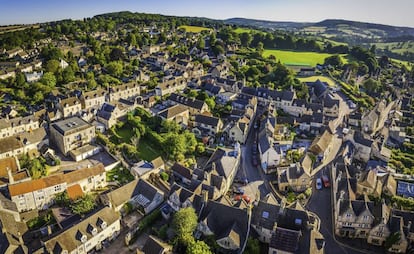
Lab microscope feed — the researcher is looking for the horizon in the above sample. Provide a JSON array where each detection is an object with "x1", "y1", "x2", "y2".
[{"x1": 1, "y1": 0, "x2": 414, "y2": 28}]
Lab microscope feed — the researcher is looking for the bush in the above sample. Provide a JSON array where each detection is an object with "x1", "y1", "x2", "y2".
[{"x1": 160, "y1": 172, "x2": 169, "y2": 182}]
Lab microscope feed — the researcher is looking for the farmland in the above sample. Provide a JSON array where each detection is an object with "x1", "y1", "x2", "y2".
[
  {"x1": 178, "y1": 25, "x2": 211, "y2": 33},
  {"x1": 263, "y1": 49, "x2": 334, "y2": 67}
]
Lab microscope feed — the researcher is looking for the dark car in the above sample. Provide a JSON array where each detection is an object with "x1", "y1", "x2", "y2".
[
  {"x1": 234, "y1": 177, "x2": 249, "y2": 185},
  {"x1": 252, "y1": 145, "x2": 258, "y2": 155},
  {"x1": 252, "y1": 155, "x2": 258, "y2": 166},
  {"x1": 233, "y1": 187, "x2": 245, "y2": 195}
]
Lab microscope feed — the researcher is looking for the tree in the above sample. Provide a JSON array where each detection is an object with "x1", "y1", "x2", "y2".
[
  {"x1": 324, "y1": 55, "x2": 343, "y2": 68},
  {"x1": 186, "y1": 239, "x2": 212, "y2": 254},
  {"x1": 70, "y1": 194, "x2": 96, "y2": 215},
  {"x1": 212, "y1": 44, "x2": 224, "y2": 56},
  {"x1": 256, "y1": 42, "x2": 264, "y2": 56},
  {"x1": 62, "y1": 66, "x2": 75, "y2": 83},
  {"x1": 40, "y1": 72, "x2": 57, "y2": 88},
  {"x1": 240, "y1": 32, "x2": 252, "y2": 47},
  {"x1": 46, "y1": 59, "x2": 60, "y2": 74},
  {"x1": 204, "y1": 97, "x2": 216, "y2": 111},
  {"x1": 363, "y1": 78, "x2": 381, "y2": 94},
  {"x1": 109, "y1": 47, "x2": 124, "y2": 61},
  {"x1": 197, "y1": 38, "x2": 205, "y2": 49},
  {"x1": 244, "y1": 238, "x2": 260, "y2": 254},
  {"x1": 15, "y1": 72, "x2": 26, "y2": 88},
  {"x1": 106, "y1": 61, "x2": 123, "y2": 77},
  {"x1": 173, "y1": 207, "x2": 198, "y2": 245}
]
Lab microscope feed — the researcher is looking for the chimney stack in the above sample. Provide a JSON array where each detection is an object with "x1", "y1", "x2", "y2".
[{"x1": 7, "y1": 167, "x2": 14, "y2": 184}]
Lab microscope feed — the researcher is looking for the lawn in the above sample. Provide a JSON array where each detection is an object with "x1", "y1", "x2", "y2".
[
  {"x1": 178, "y1": 25, "x2": 211, "y2": 33},
  {"x1": 297, "y1": 75, "x2": 337, "y2": 87},
  {"x1": 263, "y1": 49, "x2": 334, "y2": 67},
  {"x1": 115, "y1": 125, "x2": 134, "y2": 143},
  {"x1": 137, "y1": 138, "x2": 161, "y2": 161},
  {"x1": 106, "y1": 165, "x2": 134, "y2": 184}
]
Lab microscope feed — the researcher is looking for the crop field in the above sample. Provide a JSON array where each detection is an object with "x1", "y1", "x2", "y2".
[
  {"x1": 263, "y1": 49, "x2": 334, "y2": 67},
  {"x1": 178, "y1": 25, "x2": 211, "y2": 33}
]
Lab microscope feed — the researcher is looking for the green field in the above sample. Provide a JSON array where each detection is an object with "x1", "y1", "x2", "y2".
[
  {"x1": 391, "y1": 58, "x2": 413, "y2": 71},
  {"x1": 263, "y1": 49, "x2": 334, "y2": 67},
  {"x1": 178, "y1": 25, "x2": 211, "y2": 33},
  {"x1": 233, "y1": 27, "x2": 263, "y2": 34},
  {"x1": 372, "y1": 41, "x2": 414, "y2": 54},
  {"x1": 297, "y1": 76, "x2": 336, "y2": 87}
]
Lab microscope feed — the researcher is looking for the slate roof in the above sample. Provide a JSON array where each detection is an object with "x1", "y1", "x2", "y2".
[
  {"x1": 44, "y1": 207, "x2": 119, "y2": 253},
  {"x1": 97, "y1": 103, "x2": 116, "y2": 120},
  {"x1": 269, "y1": 227, "x2": 301, "y2": 252},
  {"x1": 103, "y1": 179, "x2": 162, "y2": 209},
  {"x1": 171, "y1": 162, "x2": 193, "y2": 180},
  {"x1": 397, "y1": 181, "x2": 414, "y2": 198},
  {"x1": 200, "y1": 82, "x2": 223, "y2": 95},
  {"x1": 354, "y1": 131, "x2": 373, "y2": 147},
  {"x1": 199, "y1": 201, "x2": 249, "y2": 251},
  {"x1": 204, "y1": 148, "x2": 238, "y2": 179},
  {"x1": 169, "y1": 93, "x2": 206, "y2": 110},
  {"x1": 306, "y1": 80, "x2": 328, "y2": 98},
  {"x1": 194, "y1": 114, "x2": 220, "y2": 127},
  {"x1": 142, "y1": 235, "x2": 172, "y2": 254},
  {"x1": 158, "y1": 104, "x2": 188, "y2": 120}
]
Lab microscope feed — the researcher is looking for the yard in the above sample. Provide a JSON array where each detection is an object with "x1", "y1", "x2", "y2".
[
  {"x1": 297, "y1": 75, "x2": 337, "y2": 87},
  {"x1": 136, "y1": 138, "x2": 161, "y2": 161},
  {"x1": 263, "y1": 49, "x2": 334, "y2": 67},
  {"x1": 114, "y1": 124, "x2": 161, "y2": 161},
  {"x1": 178, "y1": 25, "x2": 211, "y2": 33},
  {"x1": 106, "y1": 165, "x2": 134, "y2": 184}
]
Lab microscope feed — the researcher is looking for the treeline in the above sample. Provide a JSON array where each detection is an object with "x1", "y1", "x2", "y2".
[{"x1": 216, "y1": 26, "x2": 349, "y2": 54}]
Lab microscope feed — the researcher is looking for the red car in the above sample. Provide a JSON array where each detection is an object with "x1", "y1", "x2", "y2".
[
  {"x1": 322, "y1": 175, "x2": 330, "y2": 188},
  {"x1": 234, "y1": 194, "x2": 251, "y2": 203}
]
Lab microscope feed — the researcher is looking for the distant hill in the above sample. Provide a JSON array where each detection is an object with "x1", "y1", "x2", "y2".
[{"x1": 224, "y1": 18, "x2": 414, "y2": 43}]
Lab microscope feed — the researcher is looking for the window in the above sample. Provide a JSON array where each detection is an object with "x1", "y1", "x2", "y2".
[
  {"x1": 54, "y1": 185, "x2": 61, "y2": 192},
  {"x1": 346, "y1": 213, "x2": 352, "y2": 218}
]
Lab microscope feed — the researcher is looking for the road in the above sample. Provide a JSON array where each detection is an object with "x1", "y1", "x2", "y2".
[{"x1": 236, "y1": 125, "x2": 273, "y2": 202}]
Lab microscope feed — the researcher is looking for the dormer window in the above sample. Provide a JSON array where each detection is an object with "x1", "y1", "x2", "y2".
[
  {"x1": 97, "y1": 217, "x2": 107, "y2": 229},
  {"x1": 76, "y1": 230, "x2": 87, "y2": 243},
  {"x1": 87, "y1": 224, "x2": 98, "y2": 236}
]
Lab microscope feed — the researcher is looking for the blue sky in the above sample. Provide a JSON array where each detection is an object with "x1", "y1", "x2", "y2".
[{"x1": 1, "y1": 0, "x2": 414, "y2": 27}]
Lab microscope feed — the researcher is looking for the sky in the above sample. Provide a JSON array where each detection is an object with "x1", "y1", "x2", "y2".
[{"x1": 1, "y1": 0, "x2": 414, "y2": 27}]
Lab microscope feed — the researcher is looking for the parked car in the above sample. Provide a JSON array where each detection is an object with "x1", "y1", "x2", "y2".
[
  {"x1": 322, "y1": 175, "x2": 330, "y2": 188},
  {"x1": 233, "y1": 187, "x2": 244, "y2": 195},
  {"x1": 316, "y1": 178, "x2": 323, "y2": 190},
  {"x1": 252, "y1": 144, "x2": 257, "y2": 155},
  {"x1": 252, "y1": 155, "x2": 258, "y2": 166},
  {"x1": 234, "y1": 177, "x2": 248, "y2": 185},
  {"x1": 234, "y1": 194, "x2": 251, "y2": 203}
]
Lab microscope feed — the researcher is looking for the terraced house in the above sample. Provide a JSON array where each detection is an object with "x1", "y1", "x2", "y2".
[
  {"x1": 8, "y1": 163, "x2": 106, "y2": 212},
  {"x1": 44, "y1": 207, "x2": 121, "y2": 254}
]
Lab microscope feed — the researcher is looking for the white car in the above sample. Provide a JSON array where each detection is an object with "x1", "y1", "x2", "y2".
[{"x1": 316, "y1": 178, "x2": 323, "y2": 190}]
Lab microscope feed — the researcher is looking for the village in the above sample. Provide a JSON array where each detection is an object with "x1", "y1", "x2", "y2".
[{"x1": 0, "y1": 12, "x2": 413, "y2": 254}]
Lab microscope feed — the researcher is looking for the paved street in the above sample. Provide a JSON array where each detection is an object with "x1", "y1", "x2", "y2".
[{"x1": 236, "y1": 125, "x2": 272, "y2": 202}]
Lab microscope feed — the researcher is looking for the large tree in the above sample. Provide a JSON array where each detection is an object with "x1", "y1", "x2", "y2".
[
  {"x1": 186, "y1": 239, "x2": 212, "y2": 254},
  {"x1": 173, "y1": 207, "x2": 198, "y2": 245}
]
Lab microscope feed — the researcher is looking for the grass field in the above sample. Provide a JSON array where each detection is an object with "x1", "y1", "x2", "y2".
[
  {"x1": 178, "y1": 25, "x2": 211, "y2": 33},
  {"x1": 263, "y1": 49, "x2": 334, "y2": 67},
  {"x1": 297, "y1": 76, "x2": 337, "y2": 87},
  {"x1": 391, "y1": 58, "x2": 413, "y2": 71},
  {"x1": 233, "y1": 27, "x2": 263, "y2": 34}
]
